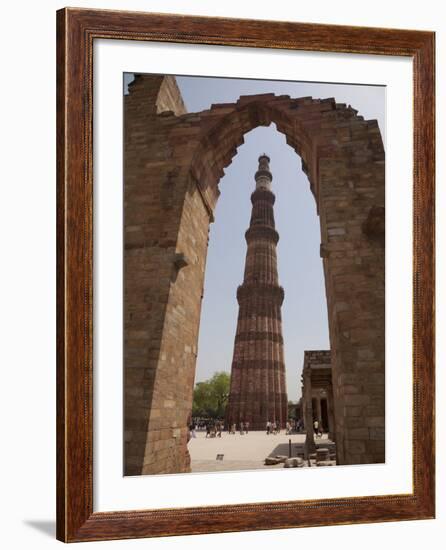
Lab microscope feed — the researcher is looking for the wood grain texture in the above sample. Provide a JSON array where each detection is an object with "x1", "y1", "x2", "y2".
[{"x1": 56, "y1": 7, "x2": 435, "y2": 542}]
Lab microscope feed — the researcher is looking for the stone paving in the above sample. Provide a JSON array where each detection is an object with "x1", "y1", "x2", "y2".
[{"x1": 188, "y1": 430, "x2": 333, "y2": 472}]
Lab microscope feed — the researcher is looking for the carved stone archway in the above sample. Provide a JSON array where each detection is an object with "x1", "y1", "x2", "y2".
[{"x1": 124, "y1": 75, "x2": 385, "y2": 475}]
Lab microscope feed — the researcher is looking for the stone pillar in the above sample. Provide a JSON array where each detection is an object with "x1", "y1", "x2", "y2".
[
  {"x1": 327, "y1": 386, "x2": 335, "y2": 441},
  {"x1": 319, "y1": 153, "x2": 385, "y2": 465},
  {"x1": 303, "y1": 366, "x2": 316, "y2": 455},
  {"x1": 123, "y1": 75, "x2": 198, "y2": 476},
  {"x1": 316, "y1": 397, "x2": 322, "y2": 428}
]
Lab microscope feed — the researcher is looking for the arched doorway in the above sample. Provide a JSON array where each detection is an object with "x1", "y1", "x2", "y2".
[{"x1": 124, "y1": 74, "x2": 385, "y2": 474}]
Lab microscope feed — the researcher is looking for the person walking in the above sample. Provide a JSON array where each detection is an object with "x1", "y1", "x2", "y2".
[
  {"x1": 313, "y1": 419, "x2": 319, "y2": 437},
  {"x1": 266, "y1": 421, "x2": 271, "y2": 435},
  {"x1": 245, "y1": 421, "x2": 249, "y2": 434},
  {"x1": 239, "y1": 421, "x2": 244, "y2": 435},
  {"x1": 189, "y1": 421, "x2": 196, "y2": 439}
]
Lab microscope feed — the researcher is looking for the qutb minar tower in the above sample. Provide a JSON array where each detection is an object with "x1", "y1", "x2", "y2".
[{"x1": 226, "y1": 155, "x2": 288, "y2": 430}]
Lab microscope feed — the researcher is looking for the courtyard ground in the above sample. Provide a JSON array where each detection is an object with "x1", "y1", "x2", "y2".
[{"x1": 188, "y1": 430, "x2": 333, "y2": 472}]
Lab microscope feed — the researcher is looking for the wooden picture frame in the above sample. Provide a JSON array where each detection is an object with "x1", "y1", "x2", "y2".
[{"x1": 56, "y1": 7, "x2": 435, "y2": 542}]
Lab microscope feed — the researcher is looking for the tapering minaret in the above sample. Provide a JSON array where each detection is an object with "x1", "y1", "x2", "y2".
[{"x1": 226, "y1": 155, "x2": 288, "y2": 430}]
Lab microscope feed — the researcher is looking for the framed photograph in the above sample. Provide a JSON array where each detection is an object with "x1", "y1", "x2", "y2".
[{"x1": 56, "y1": 7, "x2": 435, "y2": 542}]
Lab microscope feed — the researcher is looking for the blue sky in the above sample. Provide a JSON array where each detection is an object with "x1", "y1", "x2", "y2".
[{"x1": 125, "y1": 74, "x2": 385, "y2": 401}]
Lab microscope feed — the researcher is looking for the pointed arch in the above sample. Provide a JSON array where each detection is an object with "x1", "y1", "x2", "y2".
[{"x1": 124, "y1": 75, "x2": 385, "y2": 474}]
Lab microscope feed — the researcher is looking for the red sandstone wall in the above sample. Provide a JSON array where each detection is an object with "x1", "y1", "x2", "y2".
[{"x1": 124, "y1": 75, "x2": 207, "y2": 475}]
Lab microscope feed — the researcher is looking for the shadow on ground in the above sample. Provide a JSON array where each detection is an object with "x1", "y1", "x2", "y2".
[{"x1": 268, "y1": 440, "x2": 336, "y2": 457}]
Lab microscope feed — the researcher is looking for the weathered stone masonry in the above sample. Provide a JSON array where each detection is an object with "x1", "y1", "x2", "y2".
[{"x1": 124, "y1": 74, "x2": 385, "y2": 474}]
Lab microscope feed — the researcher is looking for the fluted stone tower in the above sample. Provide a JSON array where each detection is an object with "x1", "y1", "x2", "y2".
[{"x1": 226, "y1": 155, "x2": 288, "y2": 430}]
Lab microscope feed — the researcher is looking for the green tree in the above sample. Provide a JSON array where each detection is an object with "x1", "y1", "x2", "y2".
[
  {"x1": 192, "y1": 371, "x2": 230, "y2": 419},
  {"x1": 288, "y1": 400, "x2": 297, "y2": 420},
  {"x1": 192, "y1": 381, "x2": 212, "y2": 417}
]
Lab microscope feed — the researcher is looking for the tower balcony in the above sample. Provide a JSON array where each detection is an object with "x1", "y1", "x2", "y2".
[
  {"x1": 236, "y1": 282, "x2": 285, "y2": 306},
  {"x1": 250, "y1": 188, "x2": 276, "y2": 204}
]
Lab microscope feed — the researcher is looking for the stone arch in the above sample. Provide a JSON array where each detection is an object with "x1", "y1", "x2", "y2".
[
  {"x1": 188, "y1": 93, "x2": 384, "y2": 208},
  {"x1": 124, "y1": 75, "x2": 385, "y2": 474}
]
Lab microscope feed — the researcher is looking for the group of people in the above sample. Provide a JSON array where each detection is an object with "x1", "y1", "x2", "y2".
[
  {"x1": 188, "y1": 417, "x2": 312, "y2": 439},
  {"x1": 205, "y1": 420, "x2": 223, "y2": 438},
  {"x1": 228, "y1": 421, "x2": 250, "y2": 435},
  {"x1": 188, "y1": 419, "x2": 224, "y2": 438},
  {"x1": 265, "y1": 421, "x2": 281, "y2": 435}
]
